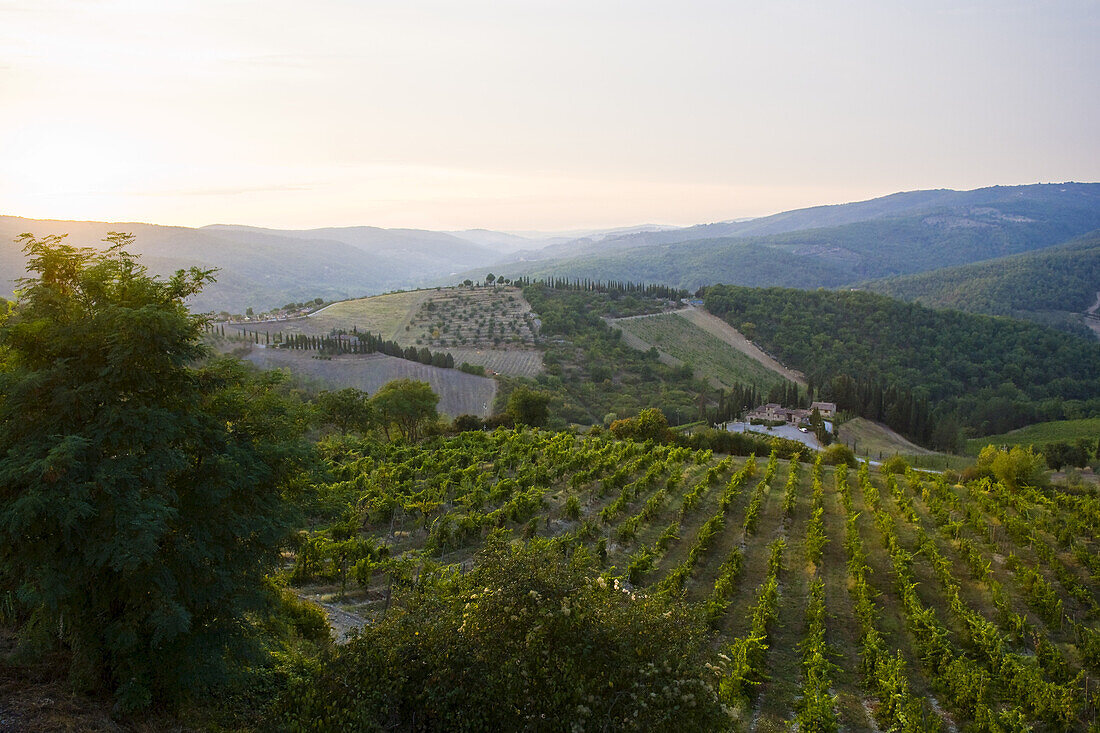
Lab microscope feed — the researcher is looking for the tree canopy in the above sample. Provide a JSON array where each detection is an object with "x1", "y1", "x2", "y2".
[
  {"x1": 370, "y1": 378, "x2": 439, "y2": 441},
  {"x1": 506, "y1": 386, "x2": 551, "y2": 427},
  {"x1": 0, "y1": 233, "x2": 309, "y2": 710},
  {"x1": 315, "y1": 386, "x2": 375, "y2": 434}
]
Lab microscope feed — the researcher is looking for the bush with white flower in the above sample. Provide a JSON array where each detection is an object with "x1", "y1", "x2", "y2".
[{"x1": 276, "y1": 537, "x2": 730, "y2": 731}]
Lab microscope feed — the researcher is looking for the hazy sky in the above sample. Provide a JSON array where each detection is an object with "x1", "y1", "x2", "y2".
[{"x1": 1, "y1": 0, "x2": 1097, "y2": 230}]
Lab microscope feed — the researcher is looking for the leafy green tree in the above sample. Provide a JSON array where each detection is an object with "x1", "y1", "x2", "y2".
[
  {"x1": 451, "y1": 414, "x2": 483, "y2": 432},
  {"x1": 506, "y1": 386, "x2": 551, "y2": 427},
  {"x1": 0, "y1": 233, "x2": 308, "y2": 710},
  {"x1": 978, "y1": 445, "x2": 1046, "y2": 490},
  {"x1": 820, "y1": 443, "x2": 856, "y2": 466},
  {"x1": 314, "y1": 387, "x2": 376, "y2": 434},
  {"x1": 370, "y1": 378, "x2": 439, "y2": 441},
  {"x1": 1044, "y1": 441, "x2": 1071, "y2": 471},
  {"x1": 610, "y1": 407, "x2": 675, "y2": 443}
]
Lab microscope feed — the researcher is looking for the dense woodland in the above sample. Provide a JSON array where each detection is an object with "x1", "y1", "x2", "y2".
[
  {"x1": 704, "y1": 285, "x2": 1100, "y2": 443},
  {"x1": 866, "y1": 229, "x2": 1100, "y2": 337}
]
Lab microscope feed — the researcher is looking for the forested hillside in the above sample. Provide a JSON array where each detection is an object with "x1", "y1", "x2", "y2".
[
  {"x1": 499, "y1": 184, "x2": 1100, "y2": 291},
  {"x1": 864, "y1": 229, "x2": 1100, "y2": 337},
  {"x1": 703, "y1": 285, "x2": 1100, "y2": 443}
]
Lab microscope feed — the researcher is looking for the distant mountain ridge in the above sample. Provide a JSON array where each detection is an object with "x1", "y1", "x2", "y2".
[
  {"x1": 0, "y1": 218, "x2": 524, "y2": 313},
  {"x1": 491, "y1": 183, "x2": 1100, "y2": 292},
  {"x1": 3, "y1": 183, "x2": 1097, "y2": 313}
]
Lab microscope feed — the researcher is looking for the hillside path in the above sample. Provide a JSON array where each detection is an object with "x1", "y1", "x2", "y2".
[
  {"x1": 294, "y1": 591, "x2": 368, "y2": 643},
  {"x1": 608, "y1": 306, "x2": 807, "y2": 387},
  {"x1": 676, "y1": 307, "x2": 806, "y2": 387}
]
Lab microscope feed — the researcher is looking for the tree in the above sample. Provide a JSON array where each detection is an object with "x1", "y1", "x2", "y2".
[
  {"x1": 507, "y1": 386, "x2": 551, "y2": 427},
  {"x1": 610, "y1": 408, "x2": 675, "y2": 443},
  {"x1": 315, "y1": 387, "x2": 376, "y2": 434},
  {"x1": 0, "y1": 233, "x2": 308, "y2": 710},
  {"x1": 1044, "y1": 441, "x2": 1071, "y2": 471},
  {"x1": 485, "y1": 273, "x2": 496, "y2": 285},
  {"x1": 978, "y1": 445, "x2": 1046, "y2": 490},
  {"x1": 452, "y1": 414, "x2": 483, "y2": 432},
  {"x1": 370, "y1": 379, "x2": 439, "y2": 441}
]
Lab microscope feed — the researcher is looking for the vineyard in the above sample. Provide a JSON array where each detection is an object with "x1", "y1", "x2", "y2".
[
  {"x1": 295, "y1": 428, "x2": 1100, "y2": 731},
  {"x1": 242, "y1": 348, "x2": 497, "y2": 417}
]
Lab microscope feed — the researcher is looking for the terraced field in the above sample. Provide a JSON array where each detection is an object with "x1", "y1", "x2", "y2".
[
  {"x1": 444, "y1": 347, "x2": 543, "y2": 377},
  {"x1": 406, "y1": 285, "x2": 538, "y2": 350},
  {"x1": 297, "y1": 429, "x2": 1100, "y2": 731}
]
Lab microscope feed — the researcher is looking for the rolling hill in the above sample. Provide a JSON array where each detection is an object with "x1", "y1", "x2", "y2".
[
  {"x1": 862, "y1": 229, "x2": 1100, "y2": 337},
  {"x1": 497, "y1": 184, "x2": 1100, "y2": 292},
  {"x1": 7, "y1": 184, "x2": 1098, "y2": 315},
  {"x1": 0, "y1": 217, "x2": 519, "y2": 314}
]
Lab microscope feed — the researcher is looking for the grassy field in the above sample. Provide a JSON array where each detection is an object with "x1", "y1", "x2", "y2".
[
  {"x1": 297, "y1": 430, "x2": 1100, "y2": 730},
  {"x1": 966, "y1": 418, "x2": 1100, "y2": 455},
  {"x1": 231, "y1": 290, "x2": 430, "y2": 340},
  {"x1": 613, "y1": 311, "x2": 791, "y2": 391},
  {"x1": 240, "y1": 346, "x2": 497, "y2": 417},
  {"x1": 836, "y1": 417, "x2": 937, "y2": 459},
  {"x1": 680, "y1": 307, "x2": 807, "y2": 386}
]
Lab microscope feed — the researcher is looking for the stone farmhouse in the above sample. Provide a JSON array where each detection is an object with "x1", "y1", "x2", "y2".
[{"x1": 745, "y1": 401, "x2": 836, "y2": 426}]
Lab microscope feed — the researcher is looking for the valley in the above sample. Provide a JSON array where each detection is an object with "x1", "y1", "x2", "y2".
[
  {"x1": 5, "y1": 185, "x2": 1100, "y2": 731},
  {"x1": 6, "y1": 3, "x2": 1099, "y2": 729}
]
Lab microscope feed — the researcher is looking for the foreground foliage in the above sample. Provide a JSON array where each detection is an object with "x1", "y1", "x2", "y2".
[
  {"x1": 0, "y1": 234, "x2": 309, "y2": 711},
  {"x1": 277, "y1": 538, "x2": 730, "y2": 731}
]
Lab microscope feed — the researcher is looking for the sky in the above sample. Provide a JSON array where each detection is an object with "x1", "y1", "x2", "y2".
[{"x1": 1, "y1": 0, "x2": 1097, "y2": 231}]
